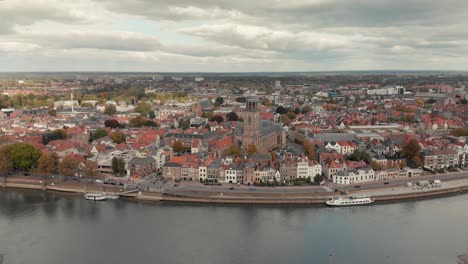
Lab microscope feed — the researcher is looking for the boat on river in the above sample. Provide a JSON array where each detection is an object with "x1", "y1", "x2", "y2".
[
  {"x1": 84, "y1": 193, "x2": 107, "y2": 201},
  {"x1": 326, "y1": 196, "x2": 374, "y2": 206}
]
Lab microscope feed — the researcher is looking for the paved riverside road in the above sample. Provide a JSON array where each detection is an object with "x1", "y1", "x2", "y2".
[
  {"x1": 337, "y1": 169, "x2": 468, "y2": 192},
  {"x1": 160, "y1": 170, "x2": 468, "y2": 198}
]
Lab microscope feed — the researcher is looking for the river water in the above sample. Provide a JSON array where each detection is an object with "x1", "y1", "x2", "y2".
[{"x1": 0, "y1": 188, "x2": 467, "y2": 264}]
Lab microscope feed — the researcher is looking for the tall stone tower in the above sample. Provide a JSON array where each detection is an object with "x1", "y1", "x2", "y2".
[{"x1": 243, "y1": 96, "x2": 261, "y2": 149}]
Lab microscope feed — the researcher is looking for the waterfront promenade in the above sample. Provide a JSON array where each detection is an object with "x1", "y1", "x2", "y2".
[{"x1": 2, "y1": 170, "x2": 468, "y2": 205}]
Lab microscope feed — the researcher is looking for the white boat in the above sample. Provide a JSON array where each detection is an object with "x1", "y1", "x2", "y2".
[
  {"x1": 104, "y1": 193, "x2": 119, "y2": 200},
  {"x1": 326, "y1": 196, "x2": 374, "y2": 206},
  {"x1": 84, "y1": 193, "x2": 107, "y2": 201}
]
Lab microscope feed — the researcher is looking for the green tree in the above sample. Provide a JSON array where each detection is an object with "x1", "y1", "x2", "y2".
[
  {"x1": 314, "y1": 175, "x2": 324, "y2": 184},
  {"x1": 172, "y1": 141, "x2": 184, "y2": 153},
  {"x1": 37, "y1": 152, "x2": 59, "y2": 175},
  {"x1": 143, "y1": 120, "x2": 158, "y2": 127},
  {"x1": 90, "y1": 128, "x2": 108, "y2": 142},
  {"x1": 104, "y1": 104, "x2": 117, "y2": 115},
  {"x1": 108, "y1": 131, "x2": 126, "y2": 144},
  {"x1": 8, "y1": 142, "x2": 42, "y2": 171},
  {"x1": 148, "y1": 110, "x2": 156, "y2": 119},
  {"x1": 215, "y1": 97, "x2": 224, "y2": 106},
  {"x1": 347, "y1": 149, "x2": 371, "y2": 162},
  {"x1": 302, "y1": 106, "x2": 311, "y2": 114},
  {"x1": 226, "y1": 111, "x2": 239, "y2": 121},
  {"x1": 112, "y1": 157, "x2": 126, "y2": 176},
  {"x1": 42, "y1": 129, "x2": 67, "y2": 145},
  {"x1": 210, "y1": 115, "x2": 224, "y2": 123},
  {"x1": 135, "y1": 101, "x2": 153, "y2": 116},
  {"x1": 178, "y1": 119, "x2": 190, "y2": 130}
]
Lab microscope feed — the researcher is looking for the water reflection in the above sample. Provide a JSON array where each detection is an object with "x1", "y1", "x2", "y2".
[{"x1": 0, "y1": 188, "x2": 467, "y2": 264}]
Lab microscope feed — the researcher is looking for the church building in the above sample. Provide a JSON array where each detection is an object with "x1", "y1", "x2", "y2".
[{"x1": 234, "y1": 96, "x2": 286, "y2": 153}]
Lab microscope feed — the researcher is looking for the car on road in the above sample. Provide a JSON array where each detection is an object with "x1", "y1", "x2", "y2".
[
  {"x1": 95, "y1": 179, "x2": 103, "y2": 184},
  {"x1": 229, "y1": 187, "x2": 234, "y2": 190},
  {"x1": 172, "y1": 184, "x2": 178, "y2": 187},
  {"x1": 384, "y1": 182, "x2": 390, "y2": 185},
  {"x1": 354, "y1": 185, "x2": 361, "y2": 188}
]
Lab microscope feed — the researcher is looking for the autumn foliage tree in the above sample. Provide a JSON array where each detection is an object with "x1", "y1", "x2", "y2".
[
  {"x1": 59, "y1": 155, "x2": 80, "y2": 176},
  {"x1": 82, "y1": 160, "x2": 98, "y2": 177},
  {"x1": 108, "y1": 131, "x2": 126, "y2": 144},
  {"x1": 37, "y1": 152, "x2": 59, "y2": 175},
  {"x1": 104, "y1": 119, "x2": 120, "y2": 128},
  {"x1": 226, "y1": 144, "x2": 241, "y2": 157},
  {"x1": 247, "y1": 144, "x2": 257, "y2": 156},
  {"x1": 402, "y1": 138, "x2": 422, "y2": 168},
  {"x1": 303, "y1": 140, "x2": 316, "y2": 161},
  {"x1": 172, "y1": 141, "x2": 184, "y2": 153},
  {"x1": 3, "y1": 142, "x2": 42, "y2": 171}
]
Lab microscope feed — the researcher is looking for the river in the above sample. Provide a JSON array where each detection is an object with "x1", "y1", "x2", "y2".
[{"x1": 0, "y1": 188, "x2": 467, "y2": 264}]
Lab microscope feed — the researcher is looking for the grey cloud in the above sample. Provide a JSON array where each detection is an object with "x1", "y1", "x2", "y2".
[{"x1": 18, "y1": 31, "x2": 161, "y2": 52}]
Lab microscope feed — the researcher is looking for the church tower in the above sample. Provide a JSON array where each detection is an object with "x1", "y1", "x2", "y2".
[{"x1": 242, "y1": 96, "x2": 261, "y2": 149}]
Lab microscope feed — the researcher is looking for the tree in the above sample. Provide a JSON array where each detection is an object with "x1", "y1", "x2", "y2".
[
  {"x1": 280, "y1": 114, "x2": 290, "y2": 125},
  {"x1": 226, "y1": 111, "x2": 239, "y2": 121},
  {"x1": 112, "y1": 157, "x2": 126, "y2": 176},
  {"x1": 7, "y1": 142, "x2": 42, "y2": 171},
  {"x1": 48, "y1": 108, "x2": 57, "y2": 117},
  {"x1": 129, "y1": 116, "x2": 147, "y2": 127},
  {"x1": 178, "y1": 119, "x2": 190, "y2": 130},
  {"x1": 90, "y1": 128, "x2": 108, "y2": 142},
  {"x1": 347, "y1": 149, "x2": 371, "y2": 162},
  {"x1": 293, "y1": 108, "x2": 301, "y2": 114},
  {"x1": 42, "y1": 129, "x2": 67, "y2": 145},
  {"x1": 304, "y1": 141, "x2": 316, "y2": 160},
  {"x1": 371, "y1": 160, "x2": 382, "y2": 171},
  {"x1": 104, "y1": 104, "x2": 117, "y2": 116},
  {"x1": 226, "y1": 144, "x2": 241, "y2": 157},
  {"x1": 108, "y1": 131, "x2": 126, "y2": 144},
  {"x1": 172, "y1": 141, "x2": 184, "y2": 153},
  {"x1": 0, "y1": 145, "x2": 13, "y2": 173},
  {"x1": 314, "y1": 175, "x2": 324, "y2": 184},
  {"x1": 143, "y1": 120, "x2": 158, "y2": 127},
  {"x1": 210, "y1": 115, "x2": 224, "y2": 123},
  {"x1": 276, "y1": 106, "x2": 287, "y2": 114},
  {"x1": 135, "y1": 101, "x2": 153, "y2": 116},
  {"x1": 236, "y1": 97, "x2": 246, "y2": 103},
  {"x1": 247, "y1": 144, "x2": 257, "y2": 156},
  {"x1": 205, "y1": 123, "x2": 211, "y2": 131},
  {"x1": 262, "y1": 98, "x2": 272, "y2": 106},
  {"x1": 104, "y1": 119, "x2": 120, "y2": 128},
  {"x1": 270, "y1": 151, "x2": 277, "y2": 162},
  {"x1": 215, "y1": 97, "x2": 224, "y2": 106},
  {"x1": 37, "y1": 152, "x2": 59, "y2": 175},
  {"x1": 82, "y1": 160, "x2": 98, "y2": 177},
  {"x1": 286, "y1": 111, "x2": 297, "y2": 120},
  {"x1": 451, "y1": 128, "x2": 468, "y2": 137},
  {"x1": 302, "y1": 106, "x2": 311, "y2": 114},
  {"x1": 59, "y1": 155, "x2": 80, "y2": 176},
  {"x1": 148, "y1": 110, "x2": 156, "y2": 119},
  {"x1": 402, "y1": 138, "x2": 421, "y2": 167}
]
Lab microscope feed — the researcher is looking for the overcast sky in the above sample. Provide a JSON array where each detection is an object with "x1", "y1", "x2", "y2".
[{"x1": 0, "y1": 0, "x2": 467, "y2": 72}]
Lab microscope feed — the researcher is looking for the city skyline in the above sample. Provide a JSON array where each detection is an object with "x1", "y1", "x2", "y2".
[{"x1": 1, "y1": 0, "x2": 468, "y2": 72}]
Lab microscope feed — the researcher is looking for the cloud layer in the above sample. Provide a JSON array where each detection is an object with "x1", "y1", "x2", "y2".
[{"x1": 1, "y1": 0, "x2": 468, "y2": 71}]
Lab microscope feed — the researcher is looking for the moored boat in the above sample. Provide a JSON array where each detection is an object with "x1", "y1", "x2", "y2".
[
  {"x1": 84, "y1": 193, "x2": 107, "y2": 201},
  {"x1": 326, "y1": 196, "x2": 374, "y2": 206}
]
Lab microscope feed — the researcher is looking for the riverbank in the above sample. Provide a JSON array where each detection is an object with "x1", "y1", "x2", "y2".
[{"x1": 2, "y1": 176, "x2": 468, "y2": 205}]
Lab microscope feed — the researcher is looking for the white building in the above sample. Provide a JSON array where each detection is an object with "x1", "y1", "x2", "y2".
[{"x1": 333, "y1": 168, "x2": 375, "y2": 185}]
